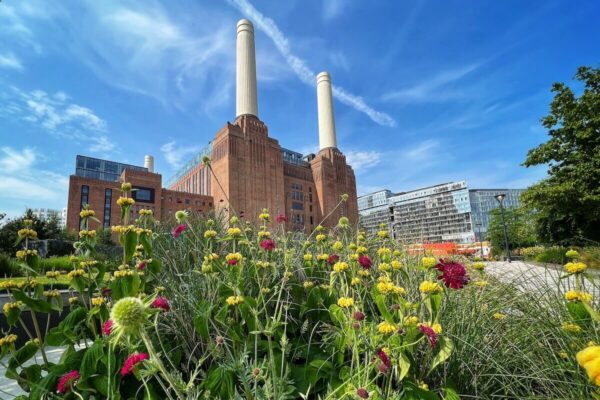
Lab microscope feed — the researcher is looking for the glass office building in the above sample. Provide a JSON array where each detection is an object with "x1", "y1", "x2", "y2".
[
  {"x1": 75, "y1": 155, "x2": 147, "y2": 182},
  {"x1": 469, "y1": 189, "x2": 525, "y2": 237}
]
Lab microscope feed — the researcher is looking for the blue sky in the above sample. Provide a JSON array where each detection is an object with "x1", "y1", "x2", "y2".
[{"x1": 0, "y1": 0, "x2": 598, "y2": 218}]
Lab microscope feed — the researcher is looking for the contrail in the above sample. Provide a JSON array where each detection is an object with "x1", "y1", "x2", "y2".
[{"x1": 226, "y1": 0, "x2": 396, "y2": 127}]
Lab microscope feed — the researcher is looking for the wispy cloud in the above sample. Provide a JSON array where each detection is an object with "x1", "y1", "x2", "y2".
[
  {"x1": 322, "y1": 0, "x2": 346, "y2": 21},
  {"x1": 227, "y1": 0, "x2": 396, "y2": 127},
  {"x1": 345, "y1": 150, "x2": 381, "y2": 172},
  {"x1": 160, "y1": 140, "x2": 201, "y2": 169},
  {"x1": 0, "y1": 52, "x2": 23, "y2": 70},
  {"x1": 0, "y1": 86, "x2": 115, "y2": 154},
  {"x1": 381, "y1": 63, "x2": 482, "y2": 103},
  {"x1": 0, "y1": 147, "x2": 36, "y2": 173}
]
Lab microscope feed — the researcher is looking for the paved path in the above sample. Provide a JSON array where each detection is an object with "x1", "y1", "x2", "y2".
[{"x1": 485, "y1": 260, "x2": 599, "y2": 296}]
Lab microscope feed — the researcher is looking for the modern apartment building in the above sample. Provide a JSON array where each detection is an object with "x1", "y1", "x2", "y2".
[
  {"x1": 29, "y1": 208, "x2": 67, "y2": 227},
  {"x1": 358, "y1": 182, "x2": 524, "y2": 244}
]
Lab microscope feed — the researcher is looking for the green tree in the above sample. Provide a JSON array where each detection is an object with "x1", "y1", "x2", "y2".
[
  {"x1": 486, "y1": 206, "x2": 538, "y2": 257},
  {"x1": 522, "y1": 66, "x2": 600, "y2": 244},
  {"x1": 0, "y1": 209, "x2": 65, "y2": 254}
]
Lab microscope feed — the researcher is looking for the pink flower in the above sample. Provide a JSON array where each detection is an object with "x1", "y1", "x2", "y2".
[
  {"x1": 171, "y1": 224, "x2": 187, "y2": 239},
  {"x1": 121, "y1": 353, "x2": 149, "y2": 376},
  {"x1": 275, "y1": 214, "x2": 287, "y2": 223},
  {"x1": 353, "y1": 311, "x2": 365, "y2": 321},
  {"x1": 57, "y1": 370, "x2": 80, "y2": 394},
  {"x1": 101, "y1": 288, "x2": 112, "y2": 297},
  {"x1": 260, "y1": 239, "x2": 276, "y2": 251},
  {"x1": 358, "y1": 255, "x2": 372, "y2": 269},
  {"x1": 227, "y1": 259, "x2": 239, "y2": 265},
  {"x1": 327, "y1": 254, "x2": 339, "y2": 266},
  {"x1": 102, "y1": 319, "x2": 113, "y2": 336},
  {"x1": 435, "y1": 259, "x2": 469, "y2": 289},
  {"x1": 137, "y1": 261, "x2": 146, "y2": 270},
  {"x1": 151, "y1": 296, "x2": 170, "y2": 311},
  {"x1": 376, "y1": 348, "x2": 391, "y2": 368},
  {"x1": 418, "y1": 324, "x2": 438, "y2": 347},
  {"x1": 357, "y1": 388, "x2": 369, "y2": 399}
]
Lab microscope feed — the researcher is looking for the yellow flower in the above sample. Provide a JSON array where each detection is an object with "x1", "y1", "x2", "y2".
[
  {"x1": 303, "y1": 281, "x2": 315, "y2": 289},
  {"x1": 79, "y1": 209, "x2": 96, "y2": 218},
  {"x1": 332, "y1": 241, "x2": 343, "y2": 251},
  {"x1": 0, "y1": 334, "x2": 18, "y2": 347},
  {"x1": 377, "y1": 247, "x2": 391, "y2": 257},
  {"x1": 393, "y1": 250, "x2": 403, "y2": 257},
  {"x1": 333, "y1": 261, "x2": 349, "y2": 273},
  {"x1": 419, "y1": 281, "x2": 442, "y2": 294},
  {"x1": 317, "y1": 253, "x2": 329, "y2": 261},
  {"x1": 204, "y1": 230, "x2": 217, "y2": 239},
  {"x1": 225, "y1": 253, "x2": 243, "y2": 265},
  {"x1": 259, "y1": 212, "x2": 270, "y2": 221},
  {"x1": 303, "y1": 253, "x2": 313, "y2": 262},
  {"x1": 227, "y1": 227, "x2": 242, "y2": 237},
  {"x1": 391, "y1": 260, "x2": 402, "y2": 270},
  {"x1": 111, "y1": 225, "x2": 135, "y2": 234},
  {"x1": 472, "y1": 262, "x2": 486, "y2": 271},
  {"x1": 258, "y1": 230, "x2": 271, "y2": 239},
  {"x1": 15, "y1": 249, "x2": 37, "y2": 260},
  {"x1": 226, "y1": 296, "x2": 244, "y2": 306},
  {"x1": 403, "y1": 316, "x2": 419, "y2": 325},
  {"x1": 377, "y1": 230, "x2": 389, "y2": 239},
  {"x1": 566, "y1": 249, "x2": 580, "y2": 259},
  {"x1": 431, "y1": 323, "x2": 442, "y2": 334},
  {"x1": 261, "y1": 288, "x2": 271, "y2": 294},
  {"x1": 356, "y1": 246, "x2": 368, "y2": 254},
  {"x1": 349, "y1": 253, "x2": 359, "y2": 261},
  {"x1": 121, "y1": 182, "x2": 132, "y2": 191},
  {"x1": 357, "y1": 269, "x2": 370, "y2": 277},
  {"x1": 422, "y1": 257, "x2": 437, "y2": 268},
  {"x1": 256, "y1": 261, "x2": 270, "y2": 269},
  {"x1": 577, "y1": 345, "x2": 600, "y2": 386},
  {"x1": 558, "y1": 350, "x2": 569, "y2": 359},
  {"x1": 79, "y1": 230, "x2": 97, "y2": 238},
  {"x1": 377, "y1": 321, "x2": 397, "y2": 335},
  {"x1": 357, "y1": 235, "x2": 365, "y2": 243},
  {"x1": 493, "y1": 313, "x2": 506, "y2": 320},
  {"x1": 139, "y1": 209, "x2": 153, "y2": 216},
  {"x1": 473, "y1": 280, "x2": 489, "y2": 288},
  {"x1": 67, "y1": 269, "x2": 86, "y2": 279},
  {"x1": 565, "y1": 290, "x2": 593, "y2": 303},
  {"x1": 378, "y1": 263, "x2": 391, "y2": 271},
  {"x1": 337, "y1": 297, "x2": 354, "y2": 308},
  {"x1": 116, "y1": 197, "x2": 135, "y2": 207},
  {"x1": 564, "y1": 262, "x2": 587, "y2": 274},
  {"x1": 392, "y1": 286, "x2": 406, "y2": 295},
  {"x1": 43, "y1": 289, "x2": 61, "y2": 298},
  {"x1": 17, "y1": 228, "x2": 37, "y2": 239},
  {"x1": 91, "y1": 297, "x2": 106, "y2": 306},
  {"x1": 3, "y1": 301, "x2": 23, "y2": 314},
  {"x1": 68, "y1": 297, "x2": 79, "y2": 305},
  {"x1": 351, "y1": 277, "x2": 362, "y2": 286},
  {"x1": 562, "y1": 322, "x2": 582, "y2": 334},
  {"x1": 316, "y1": 234, "x2": 327, "y2": 242}
]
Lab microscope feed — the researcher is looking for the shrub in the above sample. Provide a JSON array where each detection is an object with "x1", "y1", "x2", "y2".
[
  {"x1": 0, "y1": 253, "x2": 21, "y2": 277},
  {"x1": 38, "y1": 256, "x2": 72, "y2": 272},
  {"x1": 535, "y1": 246, "x2": 569, "y2": 264}
]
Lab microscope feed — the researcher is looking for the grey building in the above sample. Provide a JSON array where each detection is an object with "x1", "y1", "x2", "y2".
[
  {"x1": 358, "y1": 182, "x2": 524, "y2": 245},
  {"x1": 75, "y1": 155, "x2": 147, "y2": 182}
]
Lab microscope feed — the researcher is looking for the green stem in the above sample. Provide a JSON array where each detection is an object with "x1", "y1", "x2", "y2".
[{"x1": 29, "y1": 309, "x2": 49, "y2": 366}]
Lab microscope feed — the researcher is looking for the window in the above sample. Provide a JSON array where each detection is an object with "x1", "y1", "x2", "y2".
[
  {"x1": 185, "y1": 199, "x2": 190, "y2": 205},
  {"x1": 103, "y1": 189, "x2": 112, "y2": 228},
  {"x1": 132, "y1": 187, "x2": 154, "y2": 203},
  {"x1": 292, "y1": 202, "x2": 303, "y2": 210},
  {"x1": 81, "y1": 185, "x2": 89, "y2": 208}
]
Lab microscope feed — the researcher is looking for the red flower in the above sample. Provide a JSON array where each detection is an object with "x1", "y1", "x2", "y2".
[
  {"x1": 358, "y1": 255, "x2": 372, "y2": 269},
  {"x1": 57, "y1": 370, "x2": 80, "y2": 394},
  {"x1": 353, "y1": 311, "x2": 365, "y2": 321},
  {"x1": 275, "y1": 214, "x2": 287, "y2": 223},
  {"x1": 435, "y1": 259, "x2": 469, "y2": 289},
  {"x1": 151, "y1": 296, "x2": 170, "y2": 311},
  {"x1": 260, "y1": 239, "x2": 276, "y2": 251},
  {"x1": 376, "y1": 348, "x2": 391, "y2": 368},
  {"x1": 102, "y1": 319, "x2": 113, "y2": 336},
  {"x1": 377, "y1": 362, "x2": 389, "y2": 374},
  {"x1": 121, "y1": 353, "x2": 149, "y2": 376},
  {"x1": 327, "y1": 254, "x2": 339, "y2": 265},
  {"x1": 357, "y1": 388, "x2": 369, "y2": 399},
  {"x1": 101, "y1": 287, "x2": 112, "y2": 297},
  {"x1": 227, "y1": 259, "x2": 239, "y2": 265},
  {"x1": 172, "y1": 224, "x2": 187, "y2": 239},
  {"x1": 419, "y1": 324, "x2": 438, "y2": 347},
  {"x1": 137, "y1": 261, "x2": 146, "y2": 270}
]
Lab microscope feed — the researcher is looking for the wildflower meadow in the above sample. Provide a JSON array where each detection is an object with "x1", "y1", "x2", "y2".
[{"x1": 1, "y1": 176, "x2": 600, "y2": 399}]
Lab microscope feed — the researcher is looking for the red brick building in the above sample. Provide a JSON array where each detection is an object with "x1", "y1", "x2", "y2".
[{"x1": 66, "y1": 18, "x2": 357, "y2": 233}]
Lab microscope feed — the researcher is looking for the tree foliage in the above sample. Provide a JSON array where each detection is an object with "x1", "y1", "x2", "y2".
[
  {"x1": 0, "y1": 209, "x2": 67, "y2": 254},
  {"x1": 522, "y1": 66, "x2": 600, "y2": 244},
  {"x1": 486, "y1": 206, "x2": 538, "y2": 256}
]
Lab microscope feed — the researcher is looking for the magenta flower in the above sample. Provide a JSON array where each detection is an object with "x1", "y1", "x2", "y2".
[
  {"x1": 419, "y1": 324, "x2": 438, "y2": 347},
  {"x1": 121, "y1": 353, "x2": 149, "y2": 376},
  {"x1": 327, "y1": 254, "x2": 339, "y2": 266},
  {"x1": 435, "y1": 259, "x2": 469, "y2": 289},
  {"x1": 260, "y1": 239, "x2": 276, "y2": 251},
  {"x1": 275, "y1": 214, "x2": 287, "y2": 223},
  {"x1": 376, "y1": 348, "x2": 391, "y2": 368},
  {"x1": 137, "y1": 261, "x2": 146, "y2": 270},
  {"x1": 358, "y1": 255, "x2": 372, "y2": 269},
  {"x1": 57, "y1": 370, "x2": 80, "y2": 394},
  {"x1": 101, "y1": 287, "x2": 112, "y2": 297},
  {"x1": 151, "y1": 296, "x2": 170, "y2": 311},
  {"x1": 357, "y1": 388, "x2": 369, "y2": 399},
  {"x1": 102, "y1": 319, "x2": 113, "y2": 336},
  {"x1": 353, "y1": 311, "x2": 365, "y2": 321},
  {"x1": 227, "y1": 259, "x2": 239, "y2": 266},
  {"x1": 171, "y1": 224, "x2": 187, "y2": 239}
]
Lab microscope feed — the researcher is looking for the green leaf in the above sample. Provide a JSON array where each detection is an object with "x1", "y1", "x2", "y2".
[
  {"x1": 6, "y1": 306, "x2": 21, "y2": 327},
  {"x1": 567, "y1": 301, "x2": 592, "y2": 324},
  {"x1": 398, "y1": 351, "x2": 411, "y2": 381},
  {"x1": 80, "y1": 340, "x2": 105, "y2": 380},
  {"x1": 93, "y1": 375, "x2": 109, "y2": 397},
  {"x1": 8, "y1": 340, "x2": 39, "y2": 371},
  {"x1": 29, "y1": 372, "x2": 58, "y2": 400},
  {"x1": 124, "y1": 229, "x2": 138, "y2": 262},
  {"x1": 429, "y1": 292, "x2": 442, "y2": 321},
  {"x1": 11, "y1": 290, "x2": 53, "y2": 313},
  {"x1": 403, "y1": 380, "x2": 440, "y2": 400},
  {"x1": 140, "y1": 233, "x2": 153, "y2": 255},
  {"x1": 429, "y1": 336, "x2": 454, "y2": 373},
  {"x1": 443, "y1": 386, "x2": 461, "y2": 400},
  {"x1": 374, "y1": 294, "x2": 393, "y2": 323},
  {"x1": 194, "y1": 301, "x2": 213, "y2": 340},
  {"x1": 328, "y1": 304, "x2": 345, "y2": 327},
  {"x1": 18, "y1": 364, "x2": 41, "y2": 392}
]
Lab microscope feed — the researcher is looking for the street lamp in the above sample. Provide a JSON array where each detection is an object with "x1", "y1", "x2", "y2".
[
  {"x1": 494, "y1": 193, "x2": 511, "y2": 263},
  {"x1": 476, "y1": 222, "x2": 484, "y2": 259}
]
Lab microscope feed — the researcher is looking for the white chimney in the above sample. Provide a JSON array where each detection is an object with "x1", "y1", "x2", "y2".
[
  {"x1": 144, "y1": 155, "x2": 154, "y2": 173},
  {"x1": 316, "y1": 72, "x2": 337, "y2": 150},
  {"x1": 236, "y1": 19, "x2": 258, "y2": 118}
]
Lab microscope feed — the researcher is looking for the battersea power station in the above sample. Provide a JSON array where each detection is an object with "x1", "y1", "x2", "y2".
[{"x1": 66, "y1": 19, "x2": 358, "y2": 232}]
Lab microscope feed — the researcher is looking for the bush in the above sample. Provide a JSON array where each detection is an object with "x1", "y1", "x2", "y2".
[
  {"x1": 46, "y1": 239, "x2": 74, "y2": 257},
  {"x1": 534, "y1": 246, "x2": 569, "y2": 264},
  {"x1": 0, "y1": 253, "x2": 21, "y2": 277},
  {"x1": 38, "y1": 256, "x2": 71, "y2": 272}
]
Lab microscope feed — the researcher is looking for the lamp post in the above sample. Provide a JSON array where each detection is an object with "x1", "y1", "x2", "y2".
[
  {"x1": 494, "y1": 193, "x2": 511, "y2": 263},
  {"x1": 476, "y1": 222, "x2": 484, "y2": 259}
]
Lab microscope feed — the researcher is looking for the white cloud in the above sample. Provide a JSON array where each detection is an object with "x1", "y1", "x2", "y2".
[
  {"x1": 322, "y1": 0, "x2": 346, "y2": 20},
  {"x1": 1, "y1": 86, "x2": 115, "y2": 155},
  {"x1": 381, "y1": 63, "x2": 482, "y2": 103},
  {"x1": 160, "y1": 140, "x2": 201, "y2": 169},
  {"x1": 0, "y1": 147, "x2": 36, "y2": 173},
  {"x1": 404, "y1": 139, "x2": 440, "y2": 161},
  {"x1": 227, "y1": 0, "x2": 396, "y2": 127},
  {"x1": 345, "y1": 150, "x2": 381, "y2": 171},
  {"x1": 0, "y1": 52, "x2": 23, "y2": 70}
]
